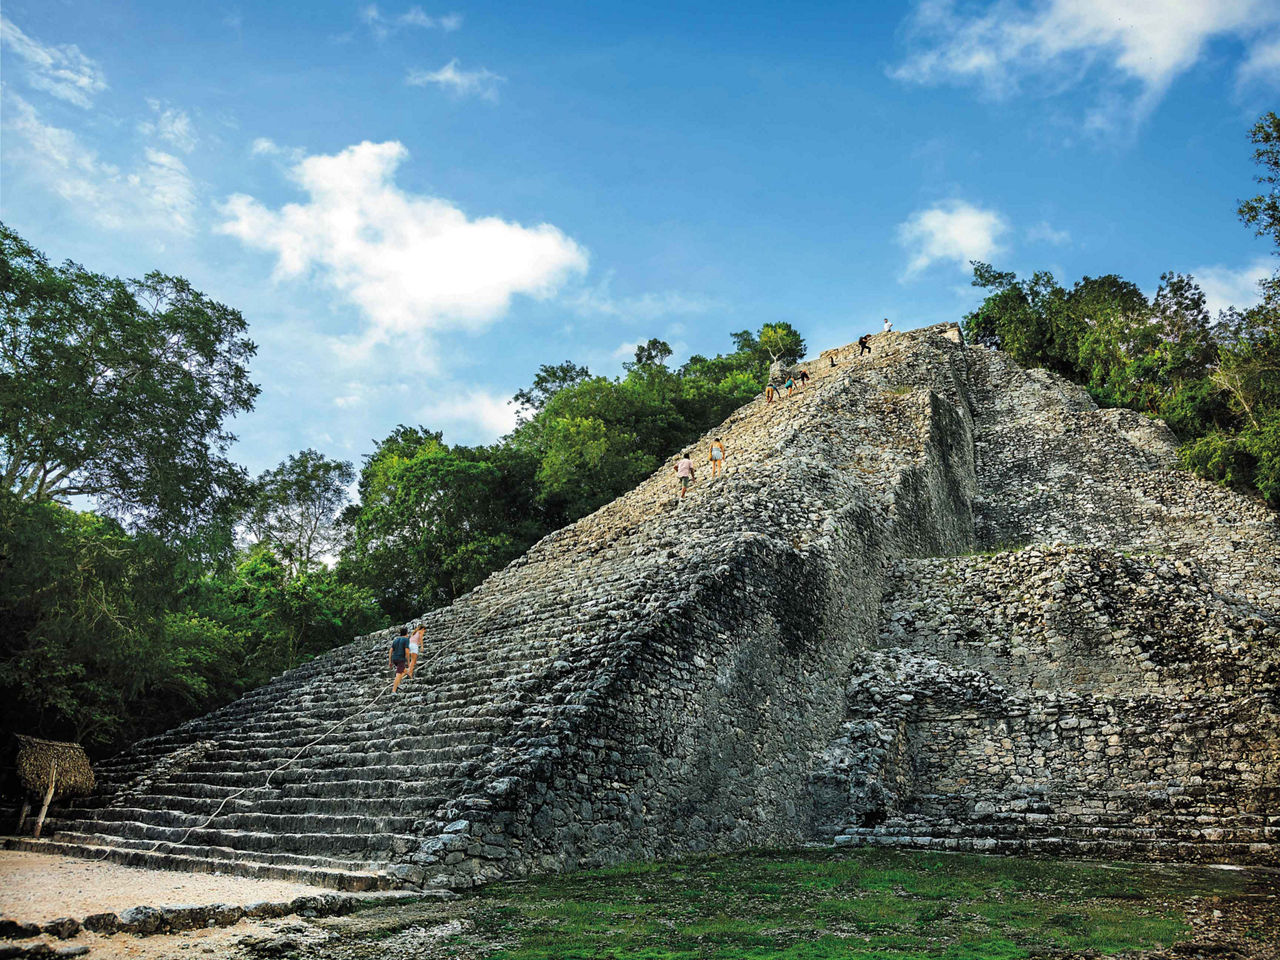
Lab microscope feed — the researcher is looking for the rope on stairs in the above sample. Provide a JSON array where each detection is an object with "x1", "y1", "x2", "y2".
[{"x1": 77, "y1": 623, "x2": 481, "y2": 867}]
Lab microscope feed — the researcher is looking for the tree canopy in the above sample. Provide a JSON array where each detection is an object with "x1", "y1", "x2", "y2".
[
  {"x1": 0, "y1": 224, "x2": 258, "y2": 551},
  {"x1": 244, "y1": 448, "x2": 355, "y2": 577}
]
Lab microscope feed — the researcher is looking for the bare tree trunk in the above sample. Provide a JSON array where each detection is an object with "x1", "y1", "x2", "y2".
[{"x1": 33, "y1": 761, "x2": 57, "y2": 838}]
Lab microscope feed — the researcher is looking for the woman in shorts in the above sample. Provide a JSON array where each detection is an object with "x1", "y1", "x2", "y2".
[
  {"x1": 408, "y1": 622, "x2": 425, "y2": 677},
  {"x1": 708, "y1": 438, "x2": 726, "y2": 477}
]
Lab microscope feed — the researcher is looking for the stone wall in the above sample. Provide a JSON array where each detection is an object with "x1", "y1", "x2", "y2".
[
  {"x1": 25, "y1": 322, "x2": 1278, "y2": 887},
  {"x1": 811, "y1": 341, "x2": 1280, "y2": 864}
]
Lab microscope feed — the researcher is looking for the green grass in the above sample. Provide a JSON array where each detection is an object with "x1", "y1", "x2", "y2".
[{"x1": 446, "y1": 848, "x2": 1250, "y2": 960}]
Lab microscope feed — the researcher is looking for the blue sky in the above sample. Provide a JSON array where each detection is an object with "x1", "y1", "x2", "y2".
[{"x1": 3, "y1": 0, "x2": 1279, "y2": 475}]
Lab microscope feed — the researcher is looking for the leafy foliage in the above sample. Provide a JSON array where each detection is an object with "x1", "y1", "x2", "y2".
[
  {"x1": 0, "y1": 224, "x2": 258, "y2": 553},
  {"x1": 1238, "y1": 111, "x2": 1280, "y2": 249},
  {"x1": 339, "y1": 428, "x2": 543, "y2": 622},
  {"x1": 336, "y1": 323, "x2": 797, "y2": 619},
  {"x1": 244, "y1": 448, "x2": 355, "y2": 577},
  {"x1": 960, "y1": 113, "x2": 1280, "y2": 505}
]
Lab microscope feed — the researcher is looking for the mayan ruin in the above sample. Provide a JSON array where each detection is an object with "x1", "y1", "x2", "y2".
[{"x1": 8, "y1": 323, "x2": 1273, "y2": 900}]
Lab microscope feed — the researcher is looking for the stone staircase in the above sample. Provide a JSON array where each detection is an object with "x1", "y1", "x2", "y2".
[
  {"x1": 15, "y1": 323, "x2": 984, "y2": 889},
  {"x1": 15, "y1": 603, "x2": 571, "y2": 889}
]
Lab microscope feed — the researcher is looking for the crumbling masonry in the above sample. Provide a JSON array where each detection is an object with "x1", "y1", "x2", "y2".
[{"x1": 14, "y1": 324, "x2": 1278, "y2": 889}]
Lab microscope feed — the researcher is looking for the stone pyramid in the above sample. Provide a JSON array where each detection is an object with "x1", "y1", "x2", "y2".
[{"x1": 15, "y1": 323, "x2": 1277, "y2": 890}]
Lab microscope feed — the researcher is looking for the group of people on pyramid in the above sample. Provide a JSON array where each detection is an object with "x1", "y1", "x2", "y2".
[{"x1": 672, "y1": 319, "x2": 891, "y2": 500}]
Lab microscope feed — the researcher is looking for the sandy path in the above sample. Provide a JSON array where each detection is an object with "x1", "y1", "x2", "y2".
[{"x1": 0, "y1": 850, "x2": 334, "y2": 924}]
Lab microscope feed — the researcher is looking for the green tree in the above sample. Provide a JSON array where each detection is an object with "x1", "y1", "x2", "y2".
[
  {"x1": 0, "y1": 225, "x2": 258, "y2": 550},
  {"x1": 244, "y1": 449, "x2": 355, "y2": 577},
  {"x1": 211, "y1": 548, "x2": 383, "y2": 673},
  {"x1": 512, "y1": 360, "x2": 591, "y2": 420},
  {"x1": 1238, "y1": 111, "x2": 1280, "y2": 249},
  {"x1": 732, "y1": 322, "x2": 807, "y2": 366},
  {"x1": 0, "y1": 493, "x2": 240, "y2": 750},
  {"x1": 626, "y1": 338, "x2": 674, "y2": 370},
  {"x1": 340, "y1": 429, "x2": 542, "y2": 620}
]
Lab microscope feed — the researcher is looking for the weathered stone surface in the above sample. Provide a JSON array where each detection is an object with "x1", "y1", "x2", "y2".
[
  {"x1": 80, "y1": 913, "x2": 118, "y2": 934},
  {"x1": 116, "y1": 905, "x2": 166, "y2": 935},
  {"x1": 36, "y1": 920, "x2": 77, "y2": 941},
  {"x1": 30, "y1": 323, "x2": 1278, "y2": 887},
  {"x1": 0, "y1": 920, "x2": 40, "y2": 941}
]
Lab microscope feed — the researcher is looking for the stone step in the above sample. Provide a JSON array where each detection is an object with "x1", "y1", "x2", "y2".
[
  {"x1": 51, "y1": 806, "x2": 421, "y2": 836},
  {"x1": 51, "y1": 819, "x2": 409, "y2": 859},
  {"x1": 835, "y1": 831, "x2": 1275, "y2": 863},
  {"x1": 162, "y1": 760, "x2": 479, "y2": 789},
  {"x1": 3, "y1": 837, "x2": 397, "y2": 892},
  {"x1": 201, "y1": 733, "x2": 497, "y2": 763},
  {"x1": 119, "y1": 793, "x2": 448, "y2": 820},
  {"x1": 278, "y1": 777, "x2": 465, "y2": 801},
  {"x1": 47, "y1": 829, "x2": 401, "y2": 875},
  {"x1": 838, "y1": 818, "x2": 1276, "y2": 844},
  {"x1": 183, "y1": 742, "x2": 495, "y2": 773},
  {"x1": 183, "y1": 712, "x2": 513, "y2": 743}
]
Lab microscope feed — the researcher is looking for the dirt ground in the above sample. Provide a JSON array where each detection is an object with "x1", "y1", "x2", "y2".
[{"x1": 0, "y1": 850, "x2": 333, "y2": 924}]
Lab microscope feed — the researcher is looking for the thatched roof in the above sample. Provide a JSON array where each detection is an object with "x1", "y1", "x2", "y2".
[{"x1": 13, "y1": 735, "x2": 95, "y2": 798}]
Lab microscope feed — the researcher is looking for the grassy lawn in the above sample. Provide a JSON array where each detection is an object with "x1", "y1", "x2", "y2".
[{"x1": 433, "y1": 848, "x2": 1263, "y2": 959}]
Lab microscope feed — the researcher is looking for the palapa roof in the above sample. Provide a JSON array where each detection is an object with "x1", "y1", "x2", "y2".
[{"x1": 13, "y1": 734, "x2": 95, "y2": 798}]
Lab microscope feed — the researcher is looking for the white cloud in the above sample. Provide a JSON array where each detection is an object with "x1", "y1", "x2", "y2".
[
  {"x1": 139, "y1": 99, "x2": 197, "y2": 153},
  {"x1": 361, "y1": 4, "x2": 461, "y2": 39},
  {"x1": 612, "y1": 340, "x2": 642, "y2": 360},
  {"x1": 0, "y1": 14, "x2": 107, "y2": 108},
  {"x1": 567, "y1": 275, "x2": 715, "y2": 321},
  {"x1": 891, "y1": 0, "x2": 1280, "y2": 124},
  {"x1": 4, "y1": 92, "x2": 196, "y2": 234},
  {"x1": 897, "y1": 200, "x2": 1009, "y2": 277},
  {"x1": 250, "y1": 136, "x2": 305, "y2": 162},
  {"x1": 1026, "y1": 220, "x2": 1070, "y2": 245},
  {"x1": 1193, "y1": 257, "x2": 1273, "y2": 316},
  {"x1": 418, "y1": 389, "x2": 519, "y2": 442},
  {"x1": 1239, "y1": 33, "x2": 1280, "y2": 86},
  {"x1": 217, "y1": 140, "x2": 588, "y2": 352},
  {"x1": 406, "y1": 59, "x2": 504, "y2": 101}
]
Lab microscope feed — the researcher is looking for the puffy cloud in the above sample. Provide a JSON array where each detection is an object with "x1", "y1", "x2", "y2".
[
  {"x1": 139, "y1": 99, "x2": 197, "y2": 152},
  {"x1": 1193, "y1": 257, "x2": 1273, "y2": 317},
  {"x1": 218, "y1": 140, "x2": 588, "y2": 349},
  {"x1": 418, "y1": 388, "x2": 519, "y2": 443},
  {"x1": 3, "y1": 92, "x2": 196, "y2": 234},
  {"x1": 0, "y1": 14, "x2": 106, "y2": 108},
  {"x1": 891, "y1": 0, "x2": 1280, "y2": 122},
  {"x1": 1239, "y1": 33, "x2": 1280, "y2": 86},
  {"x1": 406, "y1": 59, "x2": 504, "y2": 101},
  {"x1": 897, "y1": 200, "x2": 1009, "y2": 277}
]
